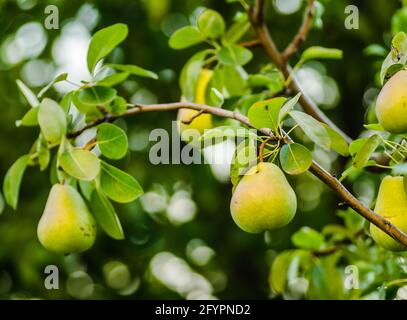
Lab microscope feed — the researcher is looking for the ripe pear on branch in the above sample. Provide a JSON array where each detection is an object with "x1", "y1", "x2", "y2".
[
  {"x1": 177, "y1": 68, "x2": 213, "y2": 141},
  {"x1": 376, "y1": 70, "x2": 407, "y2": 134},
  {"x1": 37, "y1": 184, "x2": 97, "y2": 254},
  {"x1": 230, "y1": 162, "x2": 297, "y2": 233},
  {"x1": 370, "y1": 176, "x2": 407, "y2": 251}
]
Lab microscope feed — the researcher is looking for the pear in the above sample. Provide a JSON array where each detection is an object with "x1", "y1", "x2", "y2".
[
  {"x1": 177, "y1": 68, "x2": 213, "y2": 140},
  {"x1": 230, "y1": 162, "x2": 297, "y2": 233},
  {"x1": 376, "y1": 70, "x2": 407, "y2": 133},
  {"x1": 370, "y1": 176, "x2": 407, "y2": 251},
  {"x1": 37, "y1": 184, "x2": 97, "y2": 254}
]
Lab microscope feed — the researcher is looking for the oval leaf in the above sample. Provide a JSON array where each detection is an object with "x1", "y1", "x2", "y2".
[
  {"x1": 59, "y1": 149, "x2": 100, "y2": 181},
  {"x1": 100, "y1": 162, "x2": 143, "y2": 203},
  {"x1": 248, "y1": 97, "x2": 287, "y2": 131},
  {"x1": 279, "y1": 143, "x2": 312, "y2": 175},
  {"x1": 218, "y1": 45, "x2": 253, "y2": 66},
  {"x1": 353, "y1": 134, "x2": 381, "y2": 169},
  {"x1": 38, "y1": 98, "x2": 67, "y2": 144},
  {"x1": 169, "y1": 26, "x2": 205, "y2": 50},
  {"x1": 87, "y1": 23, "x2": 129, "y2": 73},
  {"x1": 198, "y1": 9, "x2": 225, "y2": 39},
  {"x1": 97, "y1": 123, "x2": 128, "y2": 159},
  {"x1": 291, "y1": 227, "x2": 325, "y2": 250},
  {"x1": 3, "y1": 155, "x2": 29, "y2": 210},
  {"x1": 107, "y1": 64, "x2": 158, "y2": 80},
  {"x1": 90, "y1": 190, "x2": 124, "y2": 240}
]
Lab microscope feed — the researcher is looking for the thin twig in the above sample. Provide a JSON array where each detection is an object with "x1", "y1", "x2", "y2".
[
  {"x1": 181, "y1": 110, "x2": 205, "y2": 125},
  {"x1": 282, "y1": 0, "x2": 315, "y2": 62}
]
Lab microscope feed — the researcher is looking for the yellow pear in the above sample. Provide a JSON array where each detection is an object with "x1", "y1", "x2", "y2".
[
  {"x1": 177, "y1": 68, "x2": 213, "y2": 141},
  {"x1": 376, "y1": 70, "x2": 407, "y2": 133},
  {"x1": 230, "y1": 162, "x2": 297, "y2": 233},
  {"x1": 370, "y1": 176, "x2": 407, "y2": 251},
  {"x1": 37, "y1": 184, "x2": 97, "y2": 254}
]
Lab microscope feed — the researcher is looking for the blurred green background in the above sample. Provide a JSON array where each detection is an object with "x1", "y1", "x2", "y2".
[{"x1": 0, "y1": 0, "x2": 405, "y2": 299}]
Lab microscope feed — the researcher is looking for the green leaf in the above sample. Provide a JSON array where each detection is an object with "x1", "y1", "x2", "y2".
[
  {"x1": 107, "y1": 64, "x2": 158, "y2": 80},
  {"x1": 97, "y1": 123, "x2": 128, "y2": 160},
  {"x1": 248, "y1": 97, "x2": 287, "y2": 131},
  {"x1": 87, "y1": 23, "x2": 129, "y2": 73},
  {"x1": 269, "y1": 251, "x2": 293, "y2": 294},
  {"x1": 279, "y1": 93, "x2": 302, "y2": 122},
  {"x1": 322, "y1": 123, "x2": 349, "y2": 156},
  {"x1": 349, "y1": 138, "x2": 368, "y2": 157},
  {"x1": 169, "y1": 26, "x2": 205, "y2": 50},
  {"x1": 100, "y1": 161, "x2": 143, "y2": 203},
  {"x1": 79, "y1": 180, "x2": 95, "y2": 201},
  {"x1": 218, "y1": 45, "x2": 253, "y2": 66},
  {"x1": 289, "y1": 110, "x2": 330, "y2": 150},
  {"x1": 75, "y1": 86, "x2": 117, "y2": 113},
  {"x1": 230, "y1": 139, "x2": 257, "y2": 189},
  {"x1": 16, "y1": 80, "x2": 39, "y2": 108},
  {"x1": 363, "y1": 123, "x2": 386, "y2": 131},
  {"x1": 222, "y1": 20, "x2": 250, "y2": 44},
  {"x1": 380, "y1": 32, "x2": 407, "y2": 84},
  {"x1": 200, "y1": 126, "x2": 257, "y2": 144},
  {"x1": 109, "y1": 96, "x2": 128, "y2": 116},
  {"x1": 353, "y1": 134, "x2": 381, "y2": 169},
  {"x1": 3, "y1": 155, "x2": 29, "y2": 210},
  {"x1": 38, "y1": 73, "x2": 68, "y2": 98},
  {"x1": 97, "y1": 72, "x2": 129, "y2": 87},
  {"x1": 292, "y1": 227, "x2": 325, "y2": 250},
  {"x1": 38, "y1": 98, "x2": 67, "y2": 144},
  {"x1": 301, "y1": 46, "x2": 343, "y2": 63},
  {"x1": 16, "y1": 108, "x2": 39, "y2": 127},
  {"x1": 279, "y1": 143, "x2": 312, "y2": 175},
  {"x1": 59, "y1": 149, "x2": 100, "y2": 181},
  {"x1": 90, "y1": 190, "x2": 124, "y2": 240},
  {"x1": 37, "y1": 134, "x2": 50, "y2": 171},
  {"x1": 210, "y1": 88, "x2": 224, "y2": 107},
  {"x1": 197, "y1": 9, "x2": 225, "y2": 39}
]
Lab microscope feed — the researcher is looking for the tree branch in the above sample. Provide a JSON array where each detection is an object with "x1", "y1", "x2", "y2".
[
  {"x1": 282, "y1": 0, "x2": 315, "y2": 62},
  {"x1": 249, "y1": 0, "x2": 352, "y2": 144},
  {"x1": 68, "y1": 101, "x2": 407, "y2": 248}
]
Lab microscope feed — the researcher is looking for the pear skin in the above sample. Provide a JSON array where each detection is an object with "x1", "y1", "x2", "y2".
[
  {"x1": 376, "y1": 70, "x2": 407, "y2": 133},
  {"x1": 370, "y1": 176, "x2": 407, "y2": 251},
  {"x1": 230, "y1": 162, "x2": 297, "y2": 233},
  {"x1": 178, "y1": 68, "x2": 213, "y2": 140},
  {"x1": 37, "y1": 184, "x2": 97, "y2": 254}
]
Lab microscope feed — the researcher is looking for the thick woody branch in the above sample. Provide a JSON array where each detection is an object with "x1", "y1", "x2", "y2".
[
  {"x1": 68, "y1": 102, "x2": 407, "y2": 248},
  {"x1": 282, "y1": 0, "x2": 315, "y2": 62},
  {"x1": 249, "y1": 0, "x2": 352, "y2": 144}
]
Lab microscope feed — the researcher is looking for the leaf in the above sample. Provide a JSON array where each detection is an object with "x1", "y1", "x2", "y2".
[
  {"x1": 269, "y1": 251, "x2": 293, "y2": 294},
  {"x1": 363, "y1": 123, "x2": 386, "y2": 131},
  {"x1": 353, "y1": 135, "x2": 381, "y2": 169},
  {"x1": 59, "y1": 149, "x2": 100, "y2": 181},
  {"x1": 200, "y1": 126, "x2": 257, "y2": 144},
  {"x1": 107, "y1": 64, "x2": 158, "y2": 80},
  {"x1": 16, "y1": 108, "x2": 39, "y2": 127},
  {"x1": 218, "y1": 45, "x2": 253, "y2": 66},
  {"x1": 322, "y1": 124, "x2": 349, "y2": 156},
  {"x1": 197, "y1": 9, "x2": 225, "y2": 39},
  {"x1": 90, "y1": 190, "x2": 124, "y2": 240},
  {"x1": 289, "y1": 110, "x2": 330, "y2": 150},
  {"x1": 100, "y1": 161, "x2": 143, "y2": 203},
  {"x1": 79, "y1": 180, "x2": 95, "y2": 201},
  {"x1": 3, "y1": 155, "x2": 29, "y2": 210},
  {"x1": 75, "y1": 86, "x2": 117, "y2": 113},
  {"x1": 230, "y1": 139, "x2": 257, "y2": 189},
  {"x1": 87, "y1": 23, "x2": 129, "y2": 73},
  {"x1": 292, "y1": 227, "x2": 325, "y2": 250},
  {"x1": 97, "y1": 123, "x2": 128, "y2": 160},
  {"x1": 279, "y1": 93, "x2": 302, "y2": 122},
  {"x1": 349, "y1": 138, "x2": 368, "y2": 157},
  {"x1": 169, "y1": 26, "x2": 205, "y2": 50},
  {"x1": 97, "y1": 72, "x2": 129, "y2": 87},
  {"x1": 210, "y1": 88, "x2": 224, "y2": 107},
  {"x1": 16, "y1": 80, "x2": 39, "y2": 108},
  {"x1": 38, "y1": 73, "x2": 68, "y2": 98},
  {"x1": 109, "y1": 96, "x2": 127, "y2": 116},
  {"x1": 301, "y1": 46, "x2": 343, "y2": 63},
  {"x1": 248, "y1": 97, "x2": 287, "y2": 131},
  {"x1": 37, "y1": 134, "x2": 50, "y2": 171},
  {"x1": 380, "y1": 32, "x2": 407, "y2": 84},
  {"x1": 38, "y1": 98, "x2": 67, "y2": 144},
  {"x1": 279, "y1": 143, "x2": 312, "y2": 175},
  {"x1": 222, "y1": 20, "x2": 250, "y2": 44}
]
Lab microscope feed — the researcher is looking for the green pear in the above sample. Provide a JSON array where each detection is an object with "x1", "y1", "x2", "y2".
[
  {"x1": 370, "y1": 176, "x2": 407, "y2": 251},
  {"x1": 230, "y1": 162, "x2": 297, "y2": 233},
  {"x1": 376, "y1": 70, "x2": 407, "y2": 133},
  {"x1": 37, "y1": 184, "x2": 97, "y2": 254}
]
